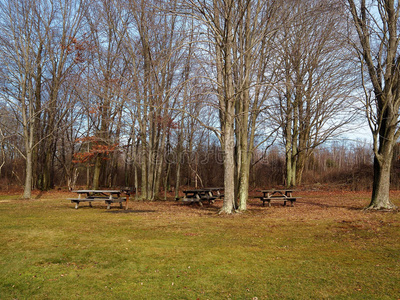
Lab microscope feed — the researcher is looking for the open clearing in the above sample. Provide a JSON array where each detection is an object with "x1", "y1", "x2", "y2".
[{"x1": 0, "y1": 190, "x2": 399, "y2": 299}]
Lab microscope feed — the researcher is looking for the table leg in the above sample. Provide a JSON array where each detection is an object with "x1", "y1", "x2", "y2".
[{"x1": 125, "y1": 194, "x2": 129, "y2": 210}]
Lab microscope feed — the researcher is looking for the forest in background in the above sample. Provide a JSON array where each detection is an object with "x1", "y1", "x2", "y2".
[
  {"x1": 5, "y1": 135, "x2": 400, "y2": 193},
  {"x1": 1, "y1": 0, "x2": 400, "y2": 211}
]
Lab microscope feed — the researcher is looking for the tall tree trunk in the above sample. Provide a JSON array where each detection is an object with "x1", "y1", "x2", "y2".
[
  {"x1": 153, "y1": 127, "x2": 167, "y2": 200},
  {"x1": 284, "y1": 101, "x2": 294, "y2": 187},
  {"x1": 220, "y1": 117, "x2": 236, "y2": 213},
  {"x1": 219, "y1": 20, "x2": 236, "y2": 213},
  {"x1": 23, "y1": 93, "x2": 35, "y2": 199},
  {"x1": 296, "y1": 150, "x2": 307, "y2": 186},
  {"x1": 23, "y1": 148, "x2": 33, "y2": 199},
  {"x1": 237, "y1": 151, "x2": 250, "y2": 211},
  {"x1": 369, "y1": 114, "x2": 397, "y2": 209},
  {"x1": 211, "y1": 0, "x2": 236, "y2": 214},
  {"x1": 175, "y1": 152, "x2": 181, "y2": 199},
  {"x1": 370, "y1": 155, "x2": 394, "y2": 209},
  {"x1": 140, "y1": 140, "x2": 148, "y2": 200},
  {"x1": 236, "y1": 2, "x2": 252, "y2": 211},
  {"x1": 92, "y1": 156, "x2": 101, "y2": 190}
]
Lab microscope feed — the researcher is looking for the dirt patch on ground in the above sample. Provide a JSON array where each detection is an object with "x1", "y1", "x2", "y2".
[{"x1": 3, "y1": 189, "x2": 399, "y2": 223}]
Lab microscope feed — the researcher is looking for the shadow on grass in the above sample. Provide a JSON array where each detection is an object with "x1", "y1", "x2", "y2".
[
  {"x1": 179, "y1": 202, "x2": 221, "y2": 214},
  {"x1": 299, "y1": 200, "x2": 363, "y2": 210}
]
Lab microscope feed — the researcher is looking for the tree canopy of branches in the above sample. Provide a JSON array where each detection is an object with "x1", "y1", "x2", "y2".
[{"x1": 275, "y1": 0, "x2": 357, "y2": 187}]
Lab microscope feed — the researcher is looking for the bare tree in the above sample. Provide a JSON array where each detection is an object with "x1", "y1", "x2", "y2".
[
  {"x1": 0, "y1": 0, "x2": 88, "y2": 197},
  {"x1": 0, "y1": 0, "x2": 46, "y2": 198},
  {"x1": 82, "y1": 0, "x2": 130, "y2": 189},
  {"x1": 179, "y1": 0, "x2": 282, "y2": 213},
  {"x1": 275, "y1": 0, "x2": 356, "y2": 187},
  {"x1": 35, "y1": 0, "x2": 87, "y2": 190},
  {"x1": 232, "y1": 0, "x2": 281, "y2": 211},
  {"x1": 347, "y1": 0, "x2": 399, "y2": 209},
  {"x1": 116, "y1": 0, "x2": 188, "y2": 199},
  {"x1": 184, "y1": 0, "x2": 238, "y2": 213},
  {"x1": 181, "y1": 0, "x2": 281, "y2": 212}
]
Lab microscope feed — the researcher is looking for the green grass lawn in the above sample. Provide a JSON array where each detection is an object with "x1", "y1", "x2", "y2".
[{"x1": 0, "y1": 190, "x2": 399, "y2": 299}]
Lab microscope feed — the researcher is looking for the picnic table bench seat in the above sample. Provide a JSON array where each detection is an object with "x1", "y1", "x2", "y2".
[
  {"x1": 182, "y1": 196, "x2": 217, "y2": 205},
  {"x1": 201, "y1": 195, "x2": 217, "y2": 203},
  {"x1": 257, "y1": 196, "x2": 300, "y2": 207},
  {"x1": 68, "y1": 197, "x2": 127, "y2": 209},
  {"x1": 104, "y1": 197, "x2": 127, "y2": 209}
]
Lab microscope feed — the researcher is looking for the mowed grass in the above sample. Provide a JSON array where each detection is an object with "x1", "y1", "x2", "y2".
[{"x1": 0, "y1": 190, "x2": 399, "y2": 300}]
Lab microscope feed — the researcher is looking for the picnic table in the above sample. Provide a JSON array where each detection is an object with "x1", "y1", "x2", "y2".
[
  {"x1": 181, "y1": 187, "x2": 223, "y2": 206},
  {"x1": 257, "y1": 189, "x2": 299, "y2": 207},
  {"x1": 68, "y1": 190, "x2": 129, "y2": 209}
]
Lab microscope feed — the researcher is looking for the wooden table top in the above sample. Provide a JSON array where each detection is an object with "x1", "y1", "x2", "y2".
[{"x1": 72, "y1": 190, "x2": 123, "y2": 193}]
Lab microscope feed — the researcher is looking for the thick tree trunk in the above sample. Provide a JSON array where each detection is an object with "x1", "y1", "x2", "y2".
[
  {"x1": 92, "y1": 155, "x2": 101, "y2": 190},
  {"x1": 23, "y1": 149, "x2": 33, "y2": 199},
  {"x1": 141, "y1": 143, "x2": 148, "y2": 200},
  {"x1": 219, "y1": 51, "x2": 236, "y2": 213},
  {"x1": 175, "y1": 139, "x2": 183, "y2": 200},
  {"x1": 285, "y1": 122, "x2": 294, "y2": 187},
  {"x1": 218, "y1": 30, "x2": 236, "y2": 213},
  {"x1": 237, "y1": 155, "x2": 250, "y2": 211},
  {"x1": 368, "y1": 93, "x2": 397, "y2": 210},
  {"x1": 154, "y1": 119, "x2": 168, "y2": 200},
  {"x1": 369, "y1": 156, "x2": 396, "y2": 209},
  {"x1": 369, "y1": 124, "x2": 397, "y2": 209},
  {"x1": 296, "y1": 150, "x2": 307, "y2": 186},
  {"x1": 220, "y1": 121, "x2": 236, "y2": 214},
  {"x1": 22, "y1": 76, "x2": 34, "y2": 199},
  {"x1": 236, "y1": 4, "x2": 253, "y2": 211}
]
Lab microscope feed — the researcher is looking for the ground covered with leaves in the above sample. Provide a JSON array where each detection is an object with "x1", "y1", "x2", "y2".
[{"x1": 0, "y1": 190, "x2": 399, "y2": 299}]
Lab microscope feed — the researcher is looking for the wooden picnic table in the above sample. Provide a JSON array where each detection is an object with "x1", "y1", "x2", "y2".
[
  {"x1": 68, "y1": 190, "x2": 129, "y2": 209},
  {"x1": 181, "y1": 187, "x2": 223, "y2": 206},
  {"x1": 257, "y1": 189, "x2": 299, "y2": 207}
]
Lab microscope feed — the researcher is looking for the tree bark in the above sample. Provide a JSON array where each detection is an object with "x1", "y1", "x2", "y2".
[
  {"x1": 220, "y1": 118, "x2": 236, "y2": 213},
  {"x1": 370, "y1": 155, "x2": 395, "y2": 209},
  {"x1": 23, "y1": 148, "x2": 33, "y2": 199},
  {"x1": 92, "y1": 155, "x2": 102, "y2": 190}
]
